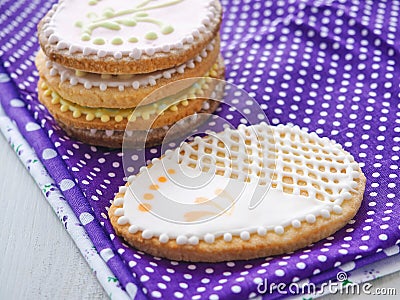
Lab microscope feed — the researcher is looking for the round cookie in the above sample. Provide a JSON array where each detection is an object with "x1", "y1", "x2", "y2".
[
  {"x1": 35, "y1": 37, "x2": 221, "y2": 108},
  {"x1": 38, "y1": 60, "x2": 225, "y2": 148},
  {"x1": 37, "y1": 56, "x2": 225, "y2": 130},
  {"x1": 108, "y1": 124, "x2": 366, "y2": 262},
  {"x1": 38, "y1": 0, "x2": 223, "y2": 74},
  {"x1": 58, "y1": 99, "x2": 221, "y2": 148}
]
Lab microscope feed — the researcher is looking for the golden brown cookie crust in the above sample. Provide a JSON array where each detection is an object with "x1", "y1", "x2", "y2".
[
  {"x1": 57, "y1": 99, "x2": 221, "y2": 148},
  {"x1": 37, "y1": 2, "x2": 222, "y2": 74},
  {"x1": 37, "y1": 62, "x2": 225, "y2": 131},
  {"x1": 35, "y1": 38, "x2": 221, "y2": 109},
  {"x1": 39, "y1": 83, "x2": 207, "y2": 130},
  {"x1": 109, "y1": 169, "x2": 366, "y2": 262}
]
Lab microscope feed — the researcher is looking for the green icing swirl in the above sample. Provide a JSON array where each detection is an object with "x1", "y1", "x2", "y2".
[
  {"x1": 161, "y1": 25, "x2": 174, "y2": 35},
  {"x1": 128, "y1": 37, "x2": 139, "y2": 43},
  {"x1": 145, "y1": 32, "x2": 158, "y2": 40},
  {"x1": 79, "y1": 0, "x2": 182, "y2": 45},
  {"x1": 111, "y1": 37, "x2": 123, "y2": 45},
  {"x1": 93, "y1": 38, "x2": 106, "y2": 45},
  {"x1": 81, "y1": 33, "x2": 91, "y2": 41}
]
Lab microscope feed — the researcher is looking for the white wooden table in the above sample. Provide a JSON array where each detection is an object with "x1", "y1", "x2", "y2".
[
  {"x1": 0, "y1": 133, "x2": 398, "y2": 299},
  {"x1": 0, "y1": 133, "x2": 108, "y2": 300}
]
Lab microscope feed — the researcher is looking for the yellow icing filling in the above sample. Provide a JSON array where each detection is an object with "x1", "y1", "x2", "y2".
[{"x1": 40, "y1": 62, "x2": 219, "y2": 123}]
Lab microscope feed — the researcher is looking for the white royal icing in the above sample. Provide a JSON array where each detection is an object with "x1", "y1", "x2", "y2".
[
  {"x1": 115, "y1": 123, "x2": 361, "y2": 244},
  {"x1": 41, "y1": 0, "x2": 220, "y2": 59},
  {"x1": 44, "y1": 40, "x2": 215, "y2": 91}
]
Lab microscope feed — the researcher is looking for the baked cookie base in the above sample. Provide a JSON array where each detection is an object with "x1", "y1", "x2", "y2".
[
  {"x1": 37, "y1": 56, "x2": 225, "y2": 131},
  {"x1": 37, "y1": 1, "x2": 223, "y2": 74},
  {"x1": 35, "y1": 37, "x2": 221, "y2": 108},
  {"x1": 109, "y1": 169, "x2": 366, "y2": 262},
  {"x1": 58, "y1": 99, "x2": 221, "y2": 148}
]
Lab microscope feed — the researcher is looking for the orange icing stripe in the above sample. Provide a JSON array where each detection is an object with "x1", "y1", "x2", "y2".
[
  {"x1": 138, "y1": 203, "x2": 152, "y2": 212},
  {"x1": 143, "y1": 193, "x2": 154, "y2": 200}
]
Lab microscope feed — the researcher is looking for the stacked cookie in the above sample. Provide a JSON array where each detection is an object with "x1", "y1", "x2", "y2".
[{"x1": 36, "y1": 0, "x2": 224, "y2": 147}]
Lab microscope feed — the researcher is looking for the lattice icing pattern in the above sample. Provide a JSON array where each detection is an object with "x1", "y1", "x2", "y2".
[
  {"x1": 177, "y1": 123, "x2": 359, "y2": 202},
  {"x1": 114, "y1": 123, "x2": 362, "y2": 244},
  {"x1": 177, "y1": 123, "x2": 276, "y2": 186}
]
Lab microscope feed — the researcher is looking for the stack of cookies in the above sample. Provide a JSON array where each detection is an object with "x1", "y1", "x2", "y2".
[{"x1": 36, "y1": 0, "x2": 224, "y2": 148}]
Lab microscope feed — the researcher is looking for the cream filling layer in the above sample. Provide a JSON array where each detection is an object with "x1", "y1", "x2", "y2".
[
  {"x1": 114, "y1": 124, "x2": 361, "y2": 244},
  {"x1": 45, "y1": 39, "x2": 216, "y2": 91},
  {"x1": 79, "y1": 108, "x2": 209, "y2": 137}
]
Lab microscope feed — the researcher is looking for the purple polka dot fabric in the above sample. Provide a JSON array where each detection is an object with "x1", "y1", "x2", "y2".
[{"x1": 0, "y1": 0, "x2": 399, "y2": 299}]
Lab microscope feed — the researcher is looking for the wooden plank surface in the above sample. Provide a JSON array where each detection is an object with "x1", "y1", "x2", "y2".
[{"x1": 0, "y1": 133, "x2": 107, "y2": 300}]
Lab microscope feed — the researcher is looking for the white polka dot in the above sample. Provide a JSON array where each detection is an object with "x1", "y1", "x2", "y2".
[
  {"x1": 99, "y1": 248, "x2": 114, "y2": 262},
  {"x1": 10, "y1": 99, "x2": 25, "y2": 107},
  {"x1": 25, "y1": 122, "x2": 41, "y2": 132},
  {"x1": 59, "y1": 179, "x2": 75, "y2": 191},
  {"x1": 179, "y1": 282, "x2": 188, "y2": 289},
  {"x1": 296, "y1": 262, "x2": 306, "y2": 270},
  {"x1": 125, "y1": 283, "x2": 137, "y2": 298},
  {"x1": 0, "y1": 73, "x2": 10, "y2": 83},
  {"x1": 205, "y1": 268, "x2": 214, "y2": 274},
  {"x1": 157, "y1": 283, "x2": 167, "y2": 290},
  {"x1": 79, "y1": 212, "x2": 94, "y2": 225},
  {"x1": 379, "y1": 234, "x2": 388, "y2": 241},
  {"x1": 213, "y1": 285, "x2": 223, "y2": 291},
  {"x1": 42, "y1": 148, "x2": 57, "y2": 160},
  {"x1": 151, "y1": 291, "x2": 162, "y2": 298},
  {"x1": 174, "y1": 291, "x2": 184, "y2": 299},
  {"x1": 201, "y1": 278, "x2": 210, "y2": 284},
  {"x1": 128, "y1": 261, "x2": 137, "y2": 268},
  {"x1": 231, "y1": 285, "x2": 241, "y2": 293},
  {"x1": 275, "y1": 269, "x2": 285, "y2": 277},
  {"x1": 140, "y1": 275, "x2": 150, "y2": 282}
]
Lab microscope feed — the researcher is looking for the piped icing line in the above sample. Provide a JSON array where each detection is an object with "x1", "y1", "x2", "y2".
[
  {"x1": 40, "y1": 0, "x2": 220, "y2": 59},
  {"x1": 112, "y1": 123, "x2": 362, "y2": 244},
  {"x1": 39, "y1": 61, "x2": 220, "y2": 123},
  {"x1": 44, "y1": 39, "x2": 216, "y2": 91}
]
